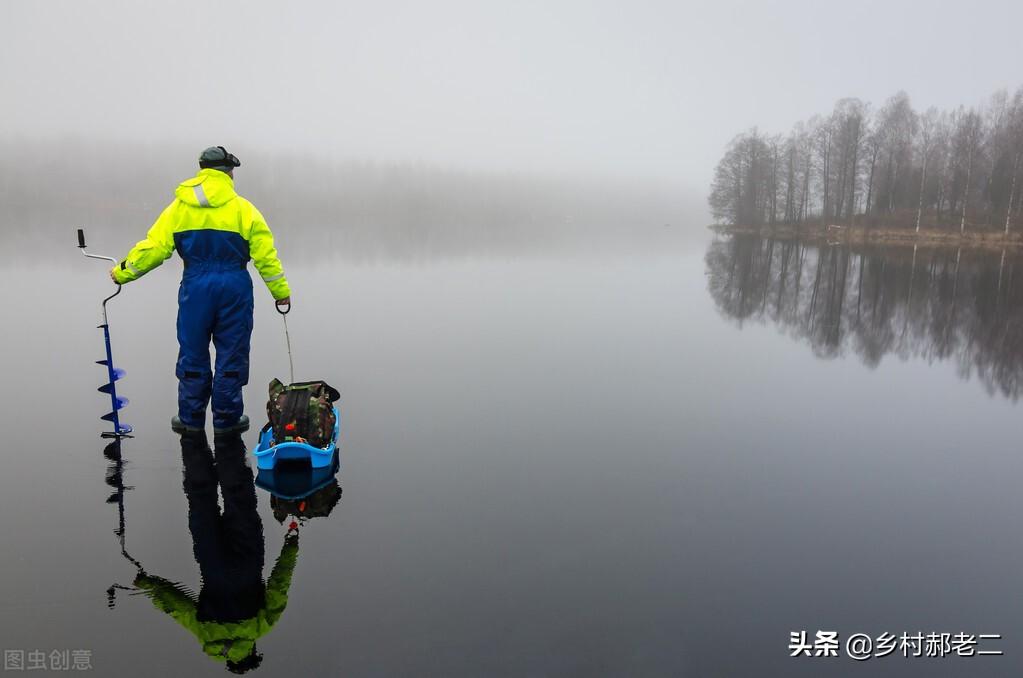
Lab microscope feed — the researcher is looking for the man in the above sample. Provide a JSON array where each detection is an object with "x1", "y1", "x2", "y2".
[{"x1": 111, "y1": 146, "x2": 291, "y2": 433}]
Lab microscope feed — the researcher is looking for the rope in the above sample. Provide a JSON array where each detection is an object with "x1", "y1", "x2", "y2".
[{"x1": 283, "y1": 314, "x2": 295, "y2": 384}]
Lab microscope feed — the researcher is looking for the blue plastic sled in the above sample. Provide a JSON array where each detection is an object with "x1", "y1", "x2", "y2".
[{"x1": 253, "y1": 407, "x2": 341, "y2": 471}]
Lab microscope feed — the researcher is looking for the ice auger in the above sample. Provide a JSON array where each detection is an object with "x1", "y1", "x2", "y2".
[{"x1": 77, "y1": 229, "x2": 133, "y2": 438}]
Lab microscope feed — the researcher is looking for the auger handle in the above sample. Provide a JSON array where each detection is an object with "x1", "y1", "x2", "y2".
[{"x1": 77, "y1": 227, "x2": 117, "y2": 265}]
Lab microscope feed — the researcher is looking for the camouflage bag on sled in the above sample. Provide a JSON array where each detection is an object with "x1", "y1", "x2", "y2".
[{"x1": 267, "y1": 379, "x2": 341, "y2": 449}]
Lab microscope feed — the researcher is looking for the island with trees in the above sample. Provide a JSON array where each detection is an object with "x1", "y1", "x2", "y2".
[{"x1": 709, "y1": 88, "x2": 1023, "y2": 248}]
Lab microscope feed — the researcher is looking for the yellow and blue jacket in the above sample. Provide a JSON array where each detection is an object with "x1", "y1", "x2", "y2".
[{"x1": 110, "y1": 169, "x2": 290, "y2": 300}]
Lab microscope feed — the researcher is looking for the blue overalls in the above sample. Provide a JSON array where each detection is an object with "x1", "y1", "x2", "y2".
[
  {"x1": 175, "y1": 233, "x2": 254, "y2": 429},
  {"x1": 111, "y1": 168, "x2": 291, "y2": 430}
]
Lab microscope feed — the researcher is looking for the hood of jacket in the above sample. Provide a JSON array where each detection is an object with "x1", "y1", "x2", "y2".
[{"x1": 175, "y1": 169, "x2": 238, "y2": 208}]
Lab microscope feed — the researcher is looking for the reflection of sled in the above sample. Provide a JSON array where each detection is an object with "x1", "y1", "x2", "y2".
[
  {"x1": 255, "y1": 452, "x2": 342, "y2": 526},
  {"x1": 255, "y1": 452, "x2": 340, "y2": 500},
  {"x1": 252, "y1": 407, "x2": 341, "y2": 471}
]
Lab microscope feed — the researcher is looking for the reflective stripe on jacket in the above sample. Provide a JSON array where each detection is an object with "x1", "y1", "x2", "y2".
[{"x1": 110, "y1": 169, "x2": 290, "y2": 300}]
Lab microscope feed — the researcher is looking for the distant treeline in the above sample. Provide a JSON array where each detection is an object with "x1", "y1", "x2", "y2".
[
  {"x1": 706, "y1": 235, "x2": 1023, "y2": 400},
  {"x1": 709, "y1": 88, "x2": 1023, "y2": 234},
  {"x1": 0, "y1": 138, "x2": 694, "y2": 260}
]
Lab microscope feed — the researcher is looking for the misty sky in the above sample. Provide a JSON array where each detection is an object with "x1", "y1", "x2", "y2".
[{"x1": 2, "y1": 0, "x2": 1022, "y2": 192}]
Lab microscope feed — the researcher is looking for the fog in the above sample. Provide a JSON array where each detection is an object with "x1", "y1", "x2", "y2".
[
  {"x1": 0, "y1": 138, "x2": 700, "y2": 259},
  {"x1": 4, "y1": 0, "x2": 1022, "y2": 231}
]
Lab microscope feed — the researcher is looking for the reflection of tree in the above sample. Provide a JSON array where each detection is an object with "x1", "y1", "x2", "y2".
[{"x1": 706, "y1": 235, "x2": 1023, "y2": 401}]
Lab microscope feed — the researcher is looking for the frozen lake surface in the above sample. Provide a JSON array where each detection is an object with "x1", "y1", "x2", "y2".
[{"x1": 1, "y1": 230, "x2": 1020, "y2": 677}]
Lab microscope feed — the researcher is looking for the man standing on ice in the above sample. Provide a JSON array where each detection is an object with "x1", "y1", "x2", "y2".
[{"x1": 110, "y1": 146, "x2": 291, "y2": 434}]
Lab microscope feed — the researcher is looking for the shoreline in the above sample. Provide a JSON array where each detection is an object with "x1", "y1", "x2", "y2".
[{"x1": 709, "y1": 223, "x2": 1023, "y2": 251}]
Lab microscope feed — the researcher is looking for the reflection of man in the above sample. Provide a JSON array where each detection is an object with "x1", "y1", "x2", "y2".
[{"x1": 134, "y1": 432, "x2": 298, "y2": 673}]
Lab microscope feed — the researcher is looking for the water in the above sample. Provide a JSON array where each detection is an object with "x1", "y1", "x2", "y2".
[{"x1": 1, "y1": 230, "x2": 1021, "y2": 676}]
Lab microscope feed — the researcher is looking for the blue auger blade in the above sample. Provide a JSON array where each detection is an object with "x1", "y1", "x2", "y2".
[
  {"x1": 101, "y1": 402, "x2": 129, "y2": 422},
  {"x1": 112, "y1": 367, "x2": 126, "y2": 381},
  {"x1": 98, "y1": 383, "x2": 114, "y2": 394},
  {"x1": 96, "y1": 360, "x2": 109, "y2": 366}
]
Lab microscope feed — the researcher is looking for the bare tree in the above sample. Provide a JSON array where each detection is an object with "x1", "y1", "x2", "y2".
[
  {"x1": 915, "y1": 108, "x2": 939, "y2": 232},
  {"x1": 998, "y1": 90, "x2": 1023, "y2": 234},
  {"x1": 954, "y1": 108, "x2": 983, "y2": 234},
  {"x1": 867, "y1": 92, "x2": 918, "y2": 215},
  {"x1": 709, "y1": 130, "x2": 774, "y2": 225},
  {"x1": 830, "y1": 98, "x2": 867, "y2": 223},
  {"x1": 863, "y1": 128, "x2": 881, "y2": 218}
]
